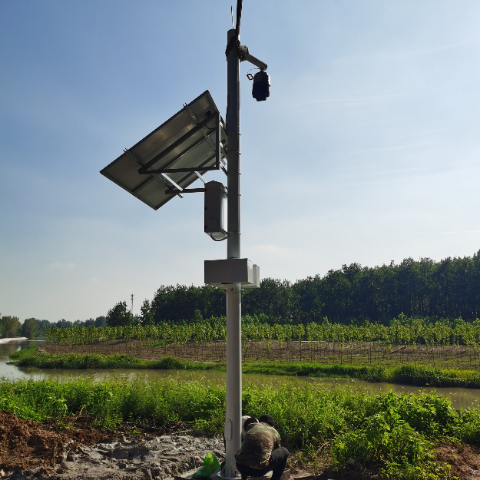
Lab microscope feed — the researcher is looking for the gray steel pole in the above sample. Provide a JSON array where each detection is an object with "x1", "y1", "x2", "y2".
[
  {"x1": 223, "y1": 27, "x2": 242, "y2": 479},
  {"x1": 226, "y1": 30, "x2": 240, "y2": 261}
]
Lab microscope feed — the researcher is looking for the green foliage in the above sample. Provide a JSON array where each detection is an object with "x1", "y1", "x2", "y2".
[
  {"x1": 392, "y1": 365, "x2": 480, "y2": 388},
  {"x1": 331, "y1": 412, "x2": 448, "y2": 479},
  {"x1": 243, "y1": 362, "x2": 480, "y2": 388},
  {"x1": 45, "y1": 317, "x2": 480, "y2": 348},
  {"x1": 18, "y1": 353, "x2": 143, "y2": 369},
  {"x1": 154, "y1": 357, "x2": 189, "y2": 369},
  {"x1": 0, "y1": 315, "x2": 21, "y2": 337},
  {"x1": 8, "y1": 345, "x2": 39, "y2": 360},
  {"x1": 16, "y1": 353, "x2": 219, "y2": 371},
  {"x1": 22, "y1": 318, "x2": 40, "y2": 339},
  {"x1": 95, "y1": 316, "x2": 107, "y2": 327},
  {"x1": 106, "y1": 301, "x2": 135, "y2": 327},
  {"x1": 140, "y1": 300, "x2": 155, "y2": 326},
  {"x1": 454, "y1": 409, "x2": 480, "y2": 445},
  {"x1": 138, "y1": 251, "x2": 480, "y2": 324},
  {"x1": 19, "y1": 346, "x2": 480, "y2": 390},
  {"x1": 329, "y1": 391, "x2": 458, "y2": 478}
]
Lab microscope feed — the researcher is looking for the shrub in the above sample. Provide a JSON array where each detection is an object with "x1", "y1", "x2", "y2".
[{"x1": 331, "y1": 410, "x2": 449, "y2": 479}]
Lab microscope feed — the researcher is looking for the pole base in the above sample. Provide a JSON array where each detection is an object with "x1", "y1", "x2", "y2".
[{"x1": 216, "y1": 470, "x2": 241, "y2": 480}]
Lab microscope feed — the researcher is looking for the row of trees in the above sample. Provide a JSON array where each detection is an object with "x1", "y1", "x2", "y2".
[
  {"x1": 0, "y1": 316, "x2": 107, "y2": 339},
  {"x1": 106, "y1": 251, "x2": 480, "y2": 326},
  {"x1": 8, "y1": 251, "x2": 480, "y2": 332},
  {"x1": 0, "y1": 316, "x2": 22, "y2": 338},
  {"x1": 46, "y1": 316, "x2": 480, "y2": 347}
]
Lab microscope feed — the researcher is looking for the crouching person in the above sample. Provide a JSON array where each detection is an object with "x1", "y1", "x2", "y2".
[{"x1": 235, "y1": 415, "x2": 289, "y2": 480}]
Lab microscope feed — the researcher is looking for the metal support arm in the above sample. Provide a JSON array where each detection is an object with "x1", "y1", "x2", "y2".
[{"x1": 238, "y1": 45, "x2": 267, "y2": 71}]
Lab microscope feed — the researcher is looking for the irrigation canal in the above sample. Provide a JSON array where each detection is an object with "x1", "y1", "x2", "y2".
[{"x1": 1, "y1": 339, "x2": 480, "y2": 410}]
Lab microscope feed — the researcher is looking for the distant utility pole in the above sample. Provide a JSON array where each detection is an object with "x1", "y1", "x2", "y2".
[{"x1": 131, "y1": 294, "x2": 134, "y2": 313}]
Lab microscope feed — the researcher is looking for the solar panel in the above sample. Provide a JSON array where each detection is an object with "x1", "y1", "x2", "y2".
[{"x1": 100, "y1": 91, "x2": 227, "y2": 210}]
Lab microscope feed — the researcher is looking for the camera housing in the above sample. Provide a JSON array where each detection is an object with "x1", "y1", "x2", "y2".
[{"x1": 252, "y1": 71, "x2": 270, "y2": 102}]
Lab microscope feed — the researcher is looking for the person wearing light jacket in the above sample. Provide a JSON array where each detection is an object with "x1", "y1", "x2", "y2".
[{"x1": 235, "y1": 414, "x2": 289, "y2": 480}]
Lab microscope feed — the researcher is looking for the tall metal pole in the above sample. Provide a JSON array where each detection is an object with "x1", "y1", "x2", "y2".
[{"x1": 223, "y1": 27, "x2": 242, "y2": 479}]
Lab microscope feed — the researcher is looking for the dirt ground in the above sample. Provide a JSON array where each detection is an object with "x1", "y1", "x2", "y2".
[
  {"x1": 2, "y1": 411, "x2": 480, "y2": 480},
  {"x1": 0, "y1": 410, "x2": 106, "y2": 474},
  {"x1": 0, "y1": 411, "x2": 181, "y2": 476},
  {"x1": 43, "y1": 339, "x2": 480, "y2": 370}
]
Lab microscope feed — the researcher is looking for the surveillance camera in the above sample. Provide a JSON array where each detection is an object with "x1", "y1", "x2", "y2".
[{"x1": 252, "y1": 71, "x2": 270, "y2": 102}]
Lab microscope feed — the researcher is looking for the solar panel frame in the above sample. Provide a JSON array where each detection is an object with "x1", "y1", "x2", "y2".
[{"x1": 100, "y1": 90, "x2": 226, "y2": 210}]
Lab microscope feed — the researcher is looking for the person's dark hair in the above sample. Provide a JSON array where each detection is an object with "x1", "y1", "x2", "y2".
[
  {"x1": 259, "y1": 414, "x2": 275, "y2": 427},
  {"x1": 244, "y1": 417, "x2": 258, "y2": 432}
]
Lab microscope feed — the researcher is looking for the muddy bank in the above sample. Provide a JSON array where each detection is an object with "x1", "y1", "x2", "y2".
[
  {"x1": 0, "y1": 411, "x2": 224, "y2": 480},
  {"x1": 23, "y1": 433, "x2": 224, "y2": 480}
]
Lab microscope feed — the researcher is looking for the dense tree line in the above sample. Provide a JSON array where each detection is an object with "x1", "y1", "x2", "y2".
[
  {"x1": 7, "y1": 251, "x2": 480, "y2": 334},
  {"x1": 0, "y1": 316, "x2": 106, "y2": 339},
  {"x1": 107, "y1": 251, "x2": 480, "y2": 326}
]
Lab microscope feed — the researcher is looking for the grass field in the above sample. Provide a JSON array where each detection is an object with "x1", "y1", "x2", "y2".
[{"x1": 2, "y1": 375, "x2": 480, "y2": 478}]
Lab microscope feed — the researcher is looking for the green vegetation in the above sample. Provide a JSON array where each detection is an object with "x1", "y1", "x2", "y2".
[
  {"x1": 8, "y1": 345, "x2": 40, "y2": 361},
  {"x1": 0, "y1": 317, "x2": 107, "y2": 340},
  {"x1": 45, "y1": 316, "x2": 480, "y2": 347},
  {"x1": 43, "y1": 317, "x2": 480, "y2": 369},
  {"x1": 0, "y1": 315, "x2": 21, "y2": 338},
  {"x1": 106, "y1": 301, "x2": 136, "y2": 327},
  {"x1": 15, "y1": 353, "x2": 219, "y2": 371},
  {"x1": 144, "y1": 252, "x2": 480, "y2": 324},
  {"x1": 245, "y1": 363, "x2": 480, "y2": 388},
  {"x1": 1, "y1": 376, "x2": 479, "y2": 478}
]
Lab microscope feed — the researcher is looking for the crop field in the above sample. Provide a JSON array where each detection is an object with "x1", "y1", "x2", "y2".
[{"x1": 43, "y1": 320, "x2": 480, "y2": 369}]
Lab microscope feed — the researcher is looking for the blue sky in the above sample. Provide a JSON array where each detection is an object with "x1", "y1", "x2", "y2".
[{"x1": 1, "y1": 1, "x2": 480, "y2": 322}]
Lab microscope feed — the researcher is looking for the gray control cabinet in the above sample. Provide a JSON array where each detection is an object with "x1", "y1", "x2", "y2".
[{"x1": 205, "y1": 258, "x2": 260, "y2": 287}]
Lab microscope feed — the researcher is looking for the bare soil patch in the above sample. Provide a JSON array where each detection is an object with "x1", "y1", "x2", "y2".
[
  {"x1": 435, "y1": 441, "x2": 480, "y2": 480},
  {"x1": 0, "y1": 411, "x2": 179, "y2": 475},
  {"x1": 0, "y1": 411, "x2": 122, "y2": 472}
]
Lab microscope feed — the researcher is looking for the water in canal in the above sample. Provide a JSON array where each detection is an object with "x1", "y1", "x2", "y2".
[{"x1": 1, "y1": 339, "x2": 480, "y2": 410}]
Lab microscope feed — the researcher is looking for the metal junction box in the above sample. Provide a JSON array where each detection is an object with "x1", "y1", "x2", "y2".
[
  {"x1": 204, "y1": 258, "x2": 260, "y2": 288},
  {"x1": 204, "y1": 181, "x2": 227, "y2": 240}
]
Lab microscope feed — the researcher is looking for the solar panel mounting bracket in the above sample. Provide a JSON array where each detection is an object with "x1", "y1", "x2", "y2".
[
  {"x1": 137, "y1": 111, "x2": 226, "y2": 176},
  {"x1": 165, "y1": 187, "x2": 206, "y2": 194}
]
